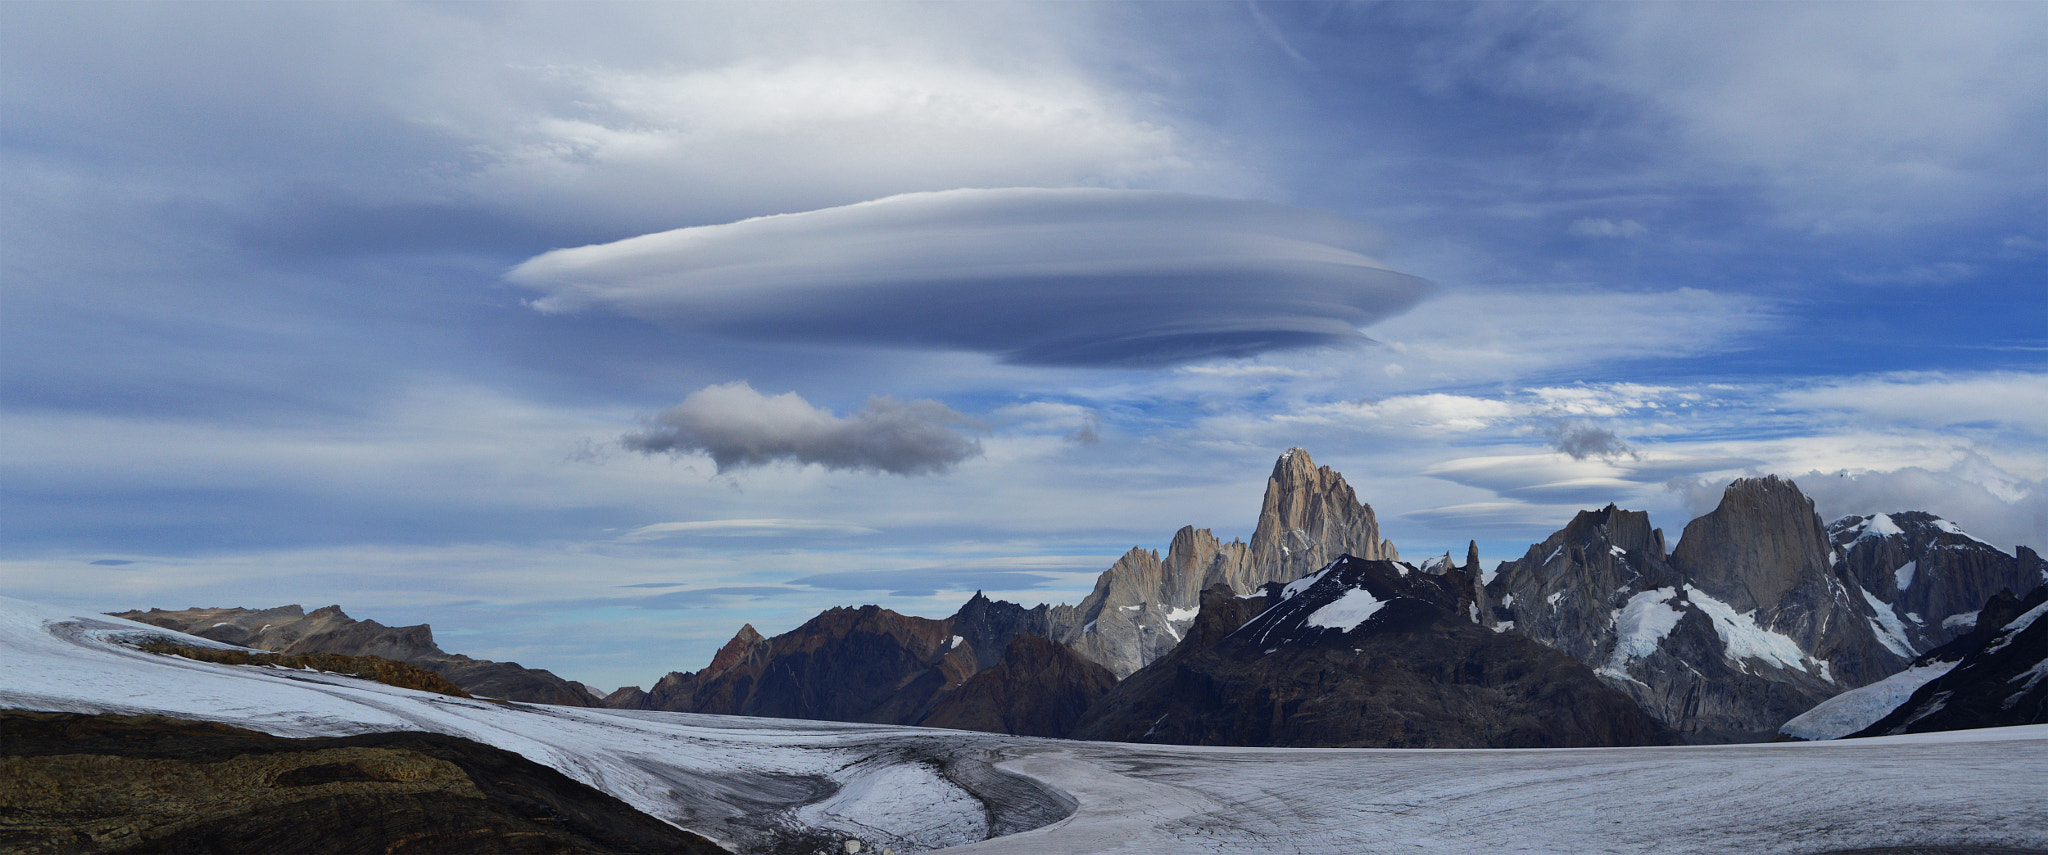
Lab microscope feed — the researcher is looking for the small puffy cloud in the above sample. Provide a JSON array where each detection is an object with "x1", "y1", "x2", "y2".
[
  {"x1": 1540, "y1": 419, "x2": 1638, "y2": 461},
  {"x1": 622, "y1": 382, "x2": 983, "y2": 476},
  {"x1": 1568, "y1": 217, "x2": 1647, "y2": 238},
  {"x1": 509, "y1": 188, "x2": 1433, "y2": 368}
]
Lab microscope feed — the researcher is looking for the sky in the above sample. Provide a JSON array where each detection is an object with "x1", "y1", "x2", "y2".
[{"x1": 2, "y1": 2, "x2": 2044, "y2": 692}]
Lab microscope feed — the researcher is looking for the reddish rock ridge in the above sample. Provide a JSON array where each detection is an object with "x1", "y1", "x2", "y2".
[{"x1": 112, "y1": 605, "x2": 600, "y2": 707}]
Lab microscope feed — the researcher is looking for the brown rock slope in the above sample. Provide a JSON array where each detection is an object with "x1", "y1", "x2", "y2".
[
  {"x1": 0, "y1": 710, "x2": 728, "y2": 855},
  {"x1": 111, "y1": 604, "x2": 598, "y2": 707},
  {"x1": 916, "y1": 634, "x2": 1117, "y2": 737},
  {"x1": 628, "y1": 605, "x2": 975, "y2": 724}
]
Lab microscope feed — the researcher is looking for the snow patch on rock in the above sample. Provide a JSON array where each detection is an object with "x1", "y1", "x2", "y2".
[{"x1": 1303, "y1": 588, "x2": 1387, "y2": 631}]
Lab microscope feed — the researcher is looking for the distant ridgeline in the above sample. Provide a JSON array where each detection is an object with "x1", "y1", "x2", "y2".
[{"x1": 123, "y1": 448, "x2": 2048, "y2": 748}]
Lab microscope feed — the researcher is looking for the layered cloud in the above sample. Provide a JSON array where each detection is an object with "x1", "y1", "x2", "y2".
[
  {"x1": 622, "y1": 382, "x2": 983, "y2": 476},
  {"x1": 509, "y1": 188, "x2": 1433, "y2": 367}
]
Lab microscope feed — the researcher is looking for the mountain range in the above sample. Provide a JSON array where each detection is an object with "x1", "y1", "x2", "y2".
[{"x1": 116, "y1": 447, "x2": 2048, "y2": 748}]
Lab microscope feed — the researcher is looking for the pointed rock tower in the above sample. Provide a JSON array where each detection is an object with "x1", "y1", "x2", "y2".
[{"x1": 1052, "y1": 447, "x2": 1392, "y2": 677}]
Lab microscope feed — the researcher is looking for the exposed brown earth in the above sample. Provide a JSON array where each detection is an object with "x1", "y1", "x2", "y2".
[{"x1": 0, "y1": 710, "x2": 728, "y2": 855}]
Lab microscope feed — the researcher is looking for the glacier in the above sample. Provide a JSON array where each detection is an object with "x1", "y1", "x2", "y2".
[{"x1": 4, "y1": 594, "x2": 2047, "y2": 854}]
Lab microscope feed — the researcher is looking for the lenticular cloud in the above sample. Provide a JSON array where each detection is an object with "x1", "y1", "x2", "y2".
[{"x1": 508, "y1": 188, "x2": 1432, "y2": 367}]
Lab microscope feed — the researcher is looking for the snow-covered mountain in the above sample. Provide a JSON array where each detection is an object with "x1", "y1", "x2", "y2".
[
  {"x1": 7, "y1": 593, "x2": 2047, "y2": 855},
  {"x1": 1848, "y1": 583, "x2": 2048, "y2": 737},
  {"x1": 1828, "y1": 510, "x2": 2046, "y2": 652},
  {"x1": 1483, "y1": 477, "x2": 2040, "y2": 741},
  {"x1": 1070, "y1": 555, "x2": 1674, "y2": 748},
  {"x1": 1783, "y1": 583, "x2": 2048, "y2": 740}
]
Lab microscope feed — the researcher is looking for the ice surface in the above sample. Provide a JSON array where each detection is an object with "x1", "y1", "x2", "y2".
[
  {"x1": 1779, "y1": 661, "x2": 1958, "y2": 740},
  {"x1": 1302, "y1": 588, "x2": 1387, "y2": 631},
  {"x1": 6, "y1": 594, "x2": 2047, "y2": 855},
  {"x1": 1894, "y1": 559, "x2": 1917, "y2": 591},
  {"x1": 1931, "y1": 517, "x2": 2006, "y2": 552},
  {"x1": 1683, "y1": 585, "x2": 1829, "y2": 679},
  {"x1": 1600, "y1": 588, "x2": 1683, "y2": 679},
  {"x1": 1856, "y1": 584, "x2": 1917, "y2": 658},
  {"x1": 1166, "y1": 606, "x2": 1198, "y2": 623},
  {"x1": 1859, "y1": 513, "x2": 1905, "y2": 539}
]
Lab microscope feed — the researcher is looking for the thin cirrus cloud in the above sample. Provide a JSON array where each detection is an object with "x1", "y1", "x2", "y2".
[
  {"x1": 622, "y1": 381, "x2": 984, "y2": 476},
  {"x1": 617, "y1": 519, "x2": 882, "y2": 541},
  {"x1": 507, "y1": 187, "x2": 1434, "y2": 368}
]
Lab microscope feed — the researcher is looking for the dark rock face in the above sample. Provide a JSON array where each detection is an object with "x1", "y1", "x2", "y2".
[
  {"x1": 1485, "y1": 500, "x2": 1842, "y2": 742},
  {"x1": 111, "y1": 605, "x2": 597, "y2": 707},
  {"x1": 1071, "y1": 557, "x2": 1676, "y2": 749},
  {"x1": 0, "y1": 710, "x2": 728, "y2": 855},
  {"x1": 628, "y1": 605, "x2": 975, "y2": 725},
  {"x1": 1049, "y1": 447, "x2": 1395, "y2": 677},
  {"x1": 948, "y1": 591, "x2": 1055, "y2": 672},
  {"x1": 917, "y1": 634, "x2": 1117, "y2": 737},
  {"x1": 1830, "y1": 512, "x2": 2047, "y2": 650},
  {"x1": 1850, "y1": 585, "x2": 2048, "y2": 737},
  {"x1": 1484, "y1": 479, "x2": 2036, "y2": 742}
]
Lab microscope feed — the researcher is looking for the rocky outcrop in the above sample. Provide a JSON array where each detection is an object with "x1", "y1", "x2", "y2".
[
  {"x1": 916, "y1": 634, "x2": 1117, "y2": 737},
  {"x1": 1050, "y1": 527, "x2": 1236, "y2": 677},
  {"x1": 1483, "y1": 501, "x2": 1843, "y2": 741},
  {"x1": 1483, "y1": 478, "x2": 2032, "y2": 742},
  {"x1": 1829, "y1": 512, "x2": 2046, "y2": 650},
  {"x1": 111, "y1": 605, "x2": 598, "y2": 707},
  {"x1": 1050, "y1": 447, "x2": 1394, "y2": 677},
  {"x1": 1671, "y1": 477, "x2": 1905, "y2": 690},
  {"x1": 947, "y1": 591, "x2": 1055, "y2": 671},
  {"x1": 1072, "y1": 556, "x2": 1676, "y2": 749},
  {"x1": 1848, "y1": 584, "x2": 2048, "y2": 738},
  {"x1": 0, "y1": 710, "x2": 729, "y2": 855},
  {"x1": 132, "y1": 639, "x2": 473, "y2": 699}
]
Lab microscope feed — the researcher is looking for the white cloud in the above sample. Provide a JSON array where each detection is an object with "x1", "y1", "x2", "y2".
[
  {"x1": 1571, "y1": 4, "x2": 2048, "y2": 232},
  {"x1": 1285, "y1": 394, "x2": 1517, "y2": 433},
  {"x1": 461, "y1": 57, "x2": 1197, "y2": 227},
  {"x1": 618, "y1": 519, "x2": 881, "y2": 540},
  {"x1": 1366, "y1": 288, "x2": 1780, "y2": 384},
  {"x1": 1776, "y1": 372, "x2": 2048, "y2": 438},
  {"x1": 623, "y1": 382, "x2": 984, "y2": 476},
  {"x1": 1568, "y1": 217, "x2": 1647, "y2": 238},
  {"x1": 511, "y1": 188, "x2": 1433, "y2": 367}
]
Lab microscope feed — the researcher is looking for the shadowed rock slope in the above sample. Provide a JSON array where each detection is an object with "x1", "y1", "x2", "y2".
[
  {"x1": 111, "y1": 605, "x2": 599, "y2": 707},
  {"x1": 627, "y1": 605, "x2": 971, "y2": 724},
  {"x1": 0, "y1": 710, "x2": 728, "y2": 855},
  {"x1": 916, "y1": 633, "x2": 1117, "y2": 737},
  {"x1": 1072, "y1": 556, "x2": 1676, "y2": 748},
  {"x1": 1849, "y1": 584, "x2": 2048, "y2": 738}
]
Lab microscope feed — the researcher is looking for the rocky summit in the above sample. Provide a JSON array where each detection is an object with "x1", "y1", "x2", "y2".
[
  {"x1": 1829, "y1": 511, "x2": 2046, "y2": 651},
  {"x1": 1071, "y1": 556, "x2": 1675, "y2": 748},
  {"x1": 1048, "y1": 446, "x2": 1395, "y2": 677},
  {"x1": 1483, "y1": 477, "x2": 2042, "y2": 742}
]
